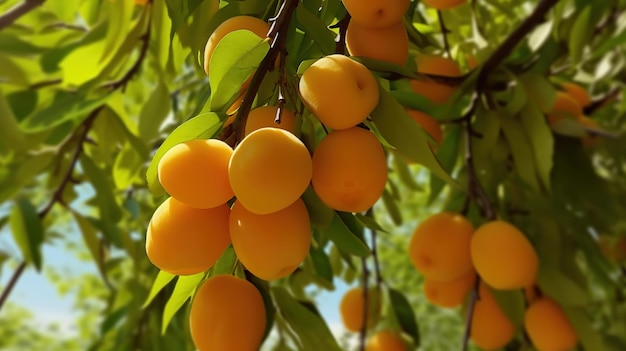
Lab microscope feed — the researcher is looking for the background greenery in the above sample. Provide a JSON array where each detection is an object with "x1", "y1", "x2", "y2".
[{"x1": 0, "y1": 0, "x2": 625, "y2": 350}]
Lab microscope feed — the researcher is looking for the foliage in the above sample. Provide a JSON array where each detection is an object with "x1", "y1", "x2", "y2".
[{"x1": 0, "y1": 0, "x2": 626, "y2": 350}]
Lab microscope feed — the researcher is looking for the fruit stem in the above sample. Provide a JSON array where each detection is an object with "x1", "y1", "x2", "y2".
[
  {"x1": 0, "y1": 0, "x2": 46, "y2": 31},
  {"x1": 232, "y1": 0, "x2": 299, "y2": 145},
  {"x1": 436, "y1": 11, "x2": 451, "y2": 58},
  {"x1": 476, "y1": 0, "x2": 559, "y2": 92}
]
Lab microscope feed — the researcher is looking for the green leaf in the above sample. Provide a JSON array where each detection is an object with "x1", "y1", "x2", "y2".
[
  {"x1": 271, "y1": 287, "x2": 342, "y2": 351},
  {"x1": 491, "y1": 288, "x2": 526, "y2": 328},
  {"x1": 0, "y1": 152, "x2": 54, "y2": 204},
  {"x1": 295, "y1": 5, "x2": 336, "y2": 55},
  {"x1": 143, "y1": 270, "x2": 176, "y2": 308},
  {"x1": 518, "y1": 103, "x2": 554, "y2": 191},
  {"x1": 59, "y1": 41, "x2": 108, "y2": 86},
  {"x1": 371, "y1": 84, "x2": 458, "y2": 187},
  {"x1": 391, "y1": 153, "x2": 422, "y2": 192},
  {"x1": 113, "y1": 141, "x2": 143, "y2": 190},
  {"x1": 71, "y1": 210, "x2": 106, "y2": 279},
  {"x1": 138, "y1": 80, "x2": 171, "y2": 141},
  {"x1": 518, "y1": 72, "x2": 556, "y2": 113},
  {"x1": 209, "y1": 30, "x2": 270, "y2": 111},
  {"x1": 527, "y1": 21, "x2": 553, "y2": 52},
  {"x1": 0, "y1": 89, "x2": 28, "y2": 152},
  {"x1": 388, "y1": 287, "x2": 420, "y2": 346},
  {"x1": 20, "y1": 91, "x2": 111, "y2": 133},
  {"x1": 550, "y1": 118, "x2": 587, "y2": 137},
  {"x1": 381, "y1": 186, "x2": 402, "y2": 225},
  {"x1": 80, "y1": 155, "x2": 123, "y2": 247},
  {"x1": 324, "y1": 213, "x2": 370, "y2": 258},
  {"x1": 210, "y1": 245, "x2": 238, "y2": 276},
  {"x1": 309, "y1": 245, "x2": 333, "y2": 284},
  {"x1": 355, "y1": 213, "x2": 388, "y2": 233},
  {"x1": 162, "y1": 272, "x2": 204, "y2": 334},
  {"x1": 164, "y1": 0, "x2": 204, "y2": 34},
  {"x1": 101, "y1": 0, "x2": 134, "y2": 62},
  {"x1": 9, "y1": 197, "x2": 44, "y2": 271},
  {"x1": 146, "y1": 112, "x2": 221, "y2": 195},
  {"x1": 568, "y1": 6, "x2": 591, "y2": 64},
  {"x1": 301, "y1": 186, "x2": 334, "y2": 229},
  {"x1": 0, "y1": 34, "x2": 47, "y2": 56},
  {"x1": 537, "y1": 265, "x2": 589, "y2": 306},
  {"x1": 101, "y1": 305, "x2": 129, "y2": 334},
  {"x1": 246, "y1": 273, "x2": 277, "y2": 342},
  {"x1": 499, "y1": 114, "x2": 540, "y2": 192},
  {"x1": 151, "y1": 0, "x2": 173, "y2": 70},
  {"x1": 562, "y1": 306, "x2": 607, "y2": 350},
  {"x1": 429, "y1": 126, "x2": 461, "y2": 204}
]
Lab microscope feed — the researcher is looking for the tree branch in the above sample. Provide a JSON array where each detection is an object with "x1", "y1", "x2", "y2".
[
  {"x1": 0, "y1": 261, "x2": 26, "y2": 312},
  {"x1": 0, "y1": 0, "x2": 46, "y2": 31},
  {"x1": 461, "y1": 275, "x2": 481, "y2": 351},
  {"x1": 228, "y1": 0, "x2": 299, "y2": 146},
  {"x1": 584, "y1": 87, "x2": 621, "y2": 116},
  {"x1": 38, "y1": 109, "x2": 101, "y2": 218},
  {"x1": 359, "y1": 256, "x2": 370, "y2": 351},
  {"x1": 476, "y1": 0, "x2": 559, "y2": 91},
  {"x1": 333, "y1": 12, "x2": 350, "y2": 55},
  {"x1": 437, "y1": 10, "x2": 451, "y2": 58}
]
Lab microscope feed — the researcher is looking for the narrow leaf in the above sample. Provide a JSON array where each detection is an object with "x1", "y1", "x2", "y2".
[
  {"x1": 143, "y1": 270, "x2": 176, "y2": 308},
  {"x1": 324, "y1": 213, "x2": 370, "y2": 258},
  {"x1": 272, "y1": 287, "x2": 342, "y2": 351},
  {"x1": 388, "y1": 287, "x2": 420, "y2": 346},
  {"x1": 9, "y1": 197, "x2": 44, "y2": 271},
  {"x1": 372, "y1": 85, "x2": 458, "y2": 187},
  {"x1": 162, "y1": 272, "x2": 204, "y2": 334}
]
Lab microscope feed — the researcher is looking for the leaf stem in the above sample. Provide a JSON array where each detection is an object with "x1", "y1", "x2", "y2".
[{"x1": 0, "y1": 261, "x2": 26, "y2": 312}]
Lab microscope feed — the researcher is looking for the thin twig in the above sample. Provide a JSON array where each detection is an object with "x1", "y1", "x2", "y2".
[
  {"x1": 584, "y1": 87, "x2": 621, "y2": 116},
  {"x1": 29, "y1": 79, "x2": 62, "y2": 90},
  {"x1": 437, "y1": 10, "x2": 451, "y2": 58},
  {"x1": 461, "y1": 276, "x2": 481, "y2": 351},
  {"x1": 359, "y1": 257, "x2": 370, "y2": 351},
  {"x1": 0, "y1": 0, "x2": 46, "y2": 31},
  {"x1": 38, "y1": 109, "x2": 100, "y2": 218},
  {"x1": 462, "y1": 95, "x2": 496, "y2": 221},
  {"x1": 476, "y1": 0, "x2": 559, "y2": 92},
  {"x1": 0, "y1": 261, "x2": 26, "y2": 312},
  {"x1": 367, "y1": 209, "x2": 383, "y2": 289}
]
